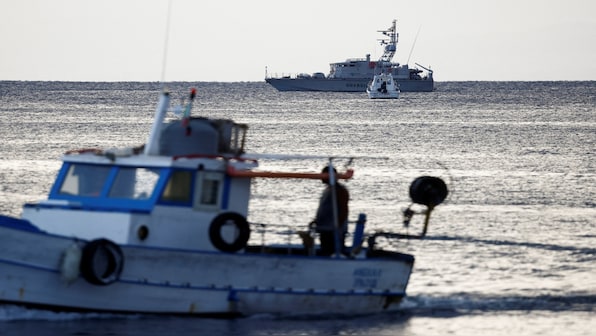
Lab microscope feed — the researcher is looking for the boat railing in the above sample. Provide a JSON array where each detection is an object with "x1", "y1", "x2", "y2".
[
  {"x1": 265, "y1": 72, "x2": 294, "y2": 79},
  {"x1": 248, "y1": 217, "x2": 365, "y2": 256},
  {"x1": 265, "y1": 72, "x2": 327, "y2": 80},
  {"x1": 246, "y1": 195, "x2": 444, "y2": 257},
  {"x1": 344, "y1": 57, "x2": 368, "y2": 62}
]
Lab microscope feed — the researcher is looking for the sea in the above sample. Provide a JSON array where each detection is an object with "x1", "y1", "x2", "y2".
[{"x1": 0, "y1": 80, "x2": 594, "y2": 335}]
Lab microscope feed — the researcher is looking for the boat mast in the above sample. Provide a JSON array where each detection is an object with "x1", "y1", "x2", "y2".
[
  {"x1": 144, "y1": 91, "x2": 170, "y2": 156},
  {"x1": 378, "y1": 19, "x2": 398, "y2": 63}
]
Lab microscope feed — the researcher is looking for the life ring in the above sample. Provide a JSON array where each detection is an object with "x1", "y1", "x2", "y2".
[
  {"x1": 79, "y1": 238, "x2": 124, "y2": 286},
  {"x1": 209, "y1": 212, "x2": 250, "y2": 253}
]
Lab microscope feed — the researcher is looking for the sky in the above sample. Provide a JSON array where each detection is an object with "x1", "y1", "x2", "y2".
[{"x1": 1, "y1": 0, "x2": 595, "y2": 82}]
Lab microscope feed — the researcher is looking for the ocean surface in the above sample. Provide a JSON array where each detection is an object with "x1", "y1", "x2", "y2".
[{"x1": 0, "y1": 81, "x2": 594, "y2": 335}]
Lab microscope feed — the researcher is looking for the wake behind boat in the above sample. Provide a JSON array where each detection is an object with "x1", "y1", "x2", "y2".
[
  {"x1": 265, "y1": 20, "x2": 434, "y2": 92},
  {"x1": 0, "y1": 87, "x2": 447, "y2": 316}
]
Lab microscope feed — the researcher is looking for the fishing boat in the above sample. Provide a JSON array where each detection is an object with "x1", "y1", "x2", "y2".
[
  {"x1": 367, "y1": 73, "x2": 400, "y2": 99},
  {"x1": 0, "y1": 87, "x2": 447, "y2": 316},
  {"x1": 265, "y1": 20, "x2": 434, "y2": 92}
]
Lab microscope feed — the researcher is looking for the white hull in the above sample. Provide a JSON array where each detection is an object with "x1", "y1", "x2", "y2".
[
  {"x1": 0, "y1": 223, "x2": 412, "y2": 315},
  {"x1": 367, "y1": 90, "x2": 400, "y2": 99},
  {"x1": 367, "y1": 73, "x2": 400, "y2": 99}
]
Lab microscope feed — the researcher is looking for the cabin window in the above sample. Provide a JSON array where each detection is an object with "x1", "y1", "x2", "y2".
[
  {"x1": 200, "y1": 179, "x2": 219, "y2": 205},
  {"x1": 109, "y1": 167, "x2": 160, "y2": 200},
  {"x1": 193, "y1": 171, "x2": 223, "y2": 210},
  {"x1": 59, "y1": 164, "x2": 111, "y2": 197},
  {"x1": 160, "y1": 170, "x2": 193, "y2": 203}
]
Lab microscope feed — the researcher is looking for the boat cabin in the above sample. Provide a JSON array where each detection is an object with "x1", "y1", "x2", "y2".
[{"x1": 21, "y1": 117, "x2": 257, "y2": 252}]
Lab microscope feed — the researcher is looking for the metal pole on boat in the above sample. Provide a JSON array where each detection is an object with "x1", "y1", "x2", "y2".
[
  {"x1": 144, "y1": 0, "x2": 173, "y2": 156},
  {"x1": 182, "y1": 88, "x2": 197, "y2": 131},
  {"x1": 144, "y1": 91, "x2": 171, "y2": 156},
  {"x1": 327, "y1": 159, "x2": 341, "y2": 257},
  {"x1": 420, "y1": 206, "x2": 434, "y2": 238}
]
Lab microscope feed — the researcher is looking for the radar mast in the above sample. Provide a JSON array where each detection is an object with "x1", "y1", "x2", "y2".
[{"x1": 377, "y1": 19, "x2": 398, "y2": 63}]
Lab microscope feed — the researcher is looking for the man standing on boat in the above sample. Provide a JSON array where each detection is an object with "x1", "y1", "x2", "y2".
[{"x1": 314, "y1": 166, "x2": 350, "y2": 256}]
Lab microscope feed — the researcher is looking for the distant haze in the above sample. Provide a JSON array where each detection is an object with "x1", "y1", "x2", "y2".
[{"x1": 1, "y1": 0, "x2": 594, "y2": 82}]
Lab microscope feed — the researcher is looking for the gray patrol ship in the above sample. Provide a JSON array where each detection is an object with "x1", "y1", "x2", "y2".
[{"x1": 265, "y1": 20, "x2": 434, "y2": 92}]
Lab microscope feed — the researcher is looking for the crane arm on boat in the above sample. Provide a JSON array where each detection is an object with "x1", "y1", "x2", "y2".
[
  {"x1": 226, "y1": 165, "x2": 354, "y2": 180},
  {"x1": 368, "y1": 175, "x2": 449, "y2": 248}
]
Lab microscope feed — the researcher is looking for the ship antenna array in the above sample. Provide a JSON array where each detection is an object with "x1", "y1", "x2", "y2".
[
  {"x1": 377, "y1": 19, "x2": 398, "y2": 63},
  {"x1": 377, "y1": 20, "x2": 395, "y2": 45}
]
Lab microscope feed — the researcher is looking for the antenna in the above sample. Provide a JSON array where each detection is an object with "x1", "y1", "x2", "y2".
[
  {"x1": 160, "y1": 0, "x2": 173, "y2": 83},
  {"x1": 406, "y1": 25, "x2": 421, "y2": 65},
  {"x1": 146, "y1": 0, "x2": 174, "y2": 156}
]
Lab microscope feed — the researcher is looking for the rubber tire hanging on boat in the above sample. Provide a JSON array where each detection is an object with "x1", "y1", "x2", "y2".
[
  {"x1": 79, "y1": 238, "x2": 124, "y2": 286},
  {"x1": 409, "y1": 176, "x2": 449, "y2": 207},
  {"x1": 209, "y1": 212, "x2": 250, "y2": 253}
]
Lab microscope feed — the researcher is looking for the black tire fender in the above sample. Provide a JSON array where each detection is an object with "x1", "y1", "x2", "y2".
[
  {"x1": 209, "y1": 212, "x2": 250, "y2": 253},
  {"x1": 79, "y1": 238, "x2": 124, "y2": 286},
  {"x1": 409, "y1": 176, "x2": 448, "y2": 207}
]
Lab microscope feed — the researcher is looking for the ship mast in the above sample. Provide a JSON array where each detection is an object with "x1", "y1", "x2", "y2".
[{"x1": 377, "y1": 19, "x2": 398, "y2": 63}]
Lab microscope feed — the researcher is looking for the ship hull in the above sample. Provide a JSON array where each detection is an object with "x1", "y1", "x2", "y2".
[
  {"x1": 266, "y1": 77, "x2": 434, "y2": 92},
  {"x1": 0, "y1": 217, "x2": 413, "y2": 316}
]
